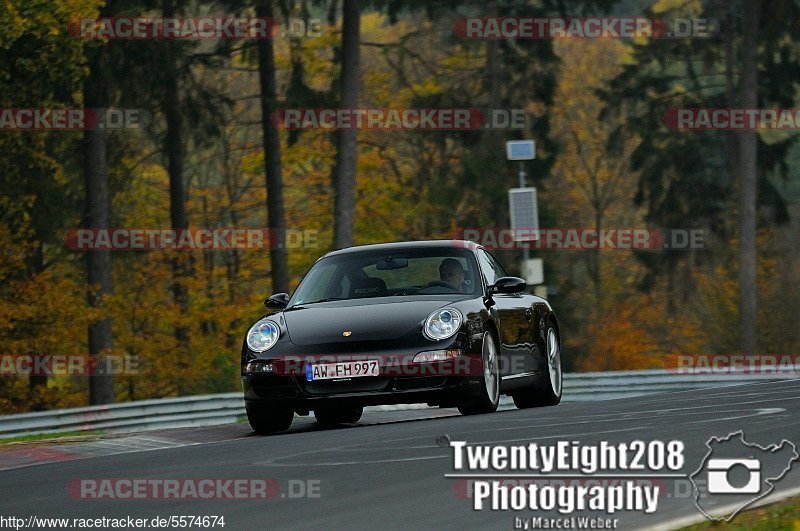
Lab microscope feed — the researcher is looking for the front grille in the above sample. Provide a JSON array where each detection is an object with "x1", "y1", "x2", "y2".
[
  {"x1": 253, "y1": 386, "x2": 298, "y2": 399},
  {"x1": 392, "y1": 377, "x2": 447, "y2": 391},
  {"x1": 304, "y1": 377, "x2": 389, "y2": 395},
  {"x1": 250, "y1": 374, "x2": 298, "y2": 399}
]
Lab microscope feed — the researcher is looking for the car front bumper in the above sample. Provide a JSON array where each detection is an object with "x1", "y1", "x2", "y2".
[
  {"x1": 243, "y1": 372, "x2": 483, "y2": 410},
  {"x1": 241, "y1": 327, "x2": 487, "y2": 410}
]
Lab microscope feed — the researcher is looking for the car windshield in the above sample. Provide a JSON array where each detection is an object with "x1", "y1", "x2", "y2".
[{"x1": 288, "y1": 247, "x2": 481, "y2": 306}]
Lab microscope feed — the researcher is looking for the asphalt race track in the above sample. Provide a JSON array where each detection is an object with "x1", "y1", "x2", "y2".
[{"x1": 1, "y1": 379, "x2": 798, "y2": 530}]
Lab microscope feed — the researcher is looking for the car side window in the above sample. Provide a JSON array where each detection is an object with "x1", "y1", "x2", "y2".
[
  {"x1": 337, "y1": 275, "x2": 351, "y2": 298},
  {"x1": 477, "y1": 250, "x2": 501, "y2": 286},
  {"x1": 486, "y1": 251, "x2": 508, "y2": 278},
  {"x1": 297, "y1": 263, "x2": 336, "y2": 303}
]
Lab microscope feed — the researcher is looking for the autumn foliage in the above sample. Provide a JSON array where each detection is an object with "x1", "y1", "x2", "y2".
[{"x1": 1, "y1": 2, "x2": 799, "y2": 412}]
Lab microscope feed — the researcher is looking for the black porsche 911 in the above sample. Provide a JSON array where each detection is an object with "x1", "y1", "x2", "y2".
[{"x1": 241, "y1": 240, "x2": 562, "y2": 434}]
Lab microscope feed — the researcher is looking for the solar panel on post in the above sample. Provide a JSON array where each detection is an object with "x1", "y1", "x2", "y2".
[{"x1": 508, "y1": 188, "x2": 539, "y2": 242}]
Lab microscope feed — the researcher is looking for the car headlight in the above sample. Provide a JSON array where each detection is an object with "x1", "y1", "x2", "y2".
[
  {"x1": 246, "y1": 319, "x2": 280, "y2": 352},
  {"x1": 423, "y1": 308, "x2": 463, "y2": 341}
]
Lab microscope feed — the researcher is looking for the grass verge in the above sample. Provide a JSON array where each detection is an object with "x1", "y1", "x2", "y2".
[{"x1": 682, "y1": 495, "x2": 799, "y2": 530}]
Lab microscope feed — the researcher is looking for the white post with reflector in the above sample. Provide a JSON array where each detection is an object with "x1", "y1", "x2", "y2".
[{"x1": 505, "y1": 140, "x2": 543, "y2": 287}]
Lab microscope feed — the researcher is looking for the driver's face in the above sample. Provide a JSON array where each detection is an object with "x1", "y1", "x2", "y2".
[{"x1": 444, "y1": 269, "x2": 464, "y2": 286}]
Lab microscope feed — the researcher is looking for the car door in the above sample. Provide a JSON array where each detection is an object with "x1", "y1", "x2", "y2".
[{"x1": 476, "y1": 249, "x2": 533, "y2": 376}]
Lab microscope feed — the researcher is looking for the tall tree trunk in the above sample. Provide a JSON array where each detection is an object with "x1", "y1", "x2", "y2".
[
  {"x1": 485, "y1": 1, "x2": 501, "y2": 113},
  {"x1": 738, "y1": 0, "x2": 759, "y2": 355},
  {"x1": 327, "y1": 0, "x2": 339, "y2": 26},
  {"x1": 162, "y1": 0, "x2": 191, "y2": 375},
  {"x1": 484, "y1": 0, "x2": 503, "y2": 224},
  {"x1": 591, "y1": 209, "x2": 602, "y2": 303},
  {"x1": 256, "y1": 0, "x2": 289, "y2": 293},
  {"x1": 28, "y1": 243, "x2": 47, "y2": 395},
  {"x1": 221, "y1": 132, "x2": 241, "y2": 301},
  {"x1": 83, "y1": 51, "x2": 115, "y2": 405},
  {"x1": 332, "y1": 0, "x2": 360, "y2": 249},
  {"x1": 163, "y1": 0, "x2": 188, "y2": 234},
  {"x1": 718, "y1": 0, "x2": 741, "y2": 240}
]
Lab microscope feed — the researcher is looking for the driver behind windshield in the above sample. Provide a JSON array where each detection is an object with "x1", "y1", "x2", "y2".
[{"x1": 438, "y1": 258, "x2": 466, "y2": 292}]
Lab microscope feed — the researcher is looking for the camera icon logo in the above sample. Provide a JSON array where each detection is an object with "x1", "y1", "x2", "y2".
[
  {"x1": 690, "y1": 431, "x2": 797, "y2": 521},
  {"x1": 706, "y1": 458, "x2": 761, "y2": 494}
]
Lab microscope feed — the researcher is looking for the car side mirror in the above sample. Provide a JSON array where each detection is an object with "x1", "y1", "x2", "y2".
[
  {"x1": 265, "y1": 293, "x2": 290, "y2": 310},
  {"x1": 487, "y1": 277, "x2": 527, "y2": 295}
]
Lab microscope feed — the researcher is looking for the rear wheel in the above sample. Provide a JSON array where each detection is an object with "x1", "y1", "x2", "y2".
[
  {"x1": 458, "y1": 331, "x2": 500, "y2": 415},
  {"x1": 512, "y1": 324, "x2": 562, "y2": 408},
  {"x1": 246, "y1": 405, "x2": 294, "y2": 435},
  {"x1": 314, "y1": 405, "x2": 364, "y2": 426}
]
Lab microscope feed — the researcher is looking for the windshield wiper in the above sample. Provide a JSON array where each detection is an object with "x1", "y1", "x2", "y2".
[{"x1": 300, "y1": 297, "x2": 349, "y2": 305}]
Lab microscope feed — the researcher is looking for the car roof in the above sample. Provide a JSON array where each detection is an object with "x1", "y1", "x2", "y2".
[{"x1": 322, "y1": 240, "x2": 480, "y2": 258}]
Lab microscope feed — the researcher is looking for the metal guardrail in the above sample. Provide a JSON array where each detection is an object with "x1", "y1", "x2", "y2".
[
  {"x1": 0, "y1": 393, "x2": 244, "y2": 439},
  {"x1": 0, "y1": 369, "x2": 795, "y2": 438},
  {"x1": 552, "y1": 369, "x2": 795, "y2": 400}
]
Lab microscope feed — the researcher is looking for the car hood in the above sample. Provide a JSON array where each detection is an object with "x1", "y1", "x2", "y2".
[{"x1": 282, "y1": 297, "x2": 463, "y2": 345}]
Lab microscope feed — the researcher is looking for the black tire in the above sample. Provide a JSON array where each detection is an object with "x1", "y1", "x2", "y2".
[
  {"x1": 458, "y1": 331, "x2": 500, "y2": 415},
  {"x1": 246, "y1": 405, "x2": 294, "y2": 435},
  {"x1": 512, "y1": 323, "x2": 562, "y2": 408},
  {"x1": 314, "y1": 405, "x2": 363, "y2": 425}
]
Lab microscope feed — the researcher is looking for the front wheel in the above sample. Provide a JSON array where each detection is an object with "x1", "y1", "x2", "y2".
[
  {"x1": 512, "y1": 324, "x2": 562, "y2": 408},
  {"x1": 246, "y1": 405, "x2": 294, "y2": 435},
  {"x1": 458, "y1": 331, "x2": 500, "y2": 415},
  {"x1": 314, "y1": 405, "x2": 364, "y2": 426}
]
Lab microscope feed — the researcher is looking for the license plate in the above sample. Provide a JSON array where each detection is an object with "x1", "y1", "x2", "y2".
[{"x1": 306, "y1": 360, "x2": 380, "y2": 381}]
